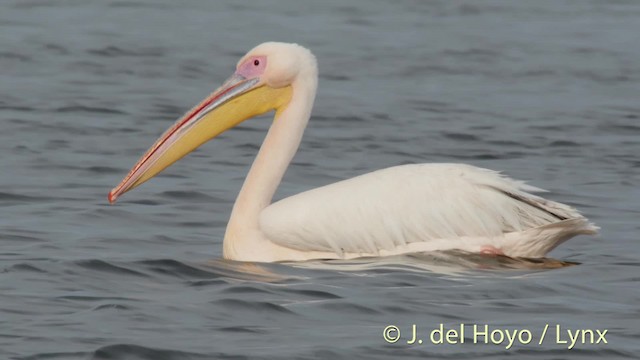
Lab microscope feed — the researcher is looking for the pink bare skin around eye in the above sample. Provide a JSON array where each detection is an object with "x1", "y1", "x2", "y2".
[{"x1": 236, "y1": 56, "x2": 267, "y2": 78}]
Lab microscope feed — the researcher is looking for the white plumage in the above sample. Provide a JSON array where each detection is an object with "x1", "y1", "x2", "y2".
[{"x1": 261, "y1": 163, "x2": 597, "y2": 259}]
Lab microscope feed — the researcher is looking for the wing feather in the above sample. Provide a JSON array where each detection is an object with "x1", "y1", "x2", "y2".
[{"x1": 259, "y1": 163, "x2": 591, "y2": 256}]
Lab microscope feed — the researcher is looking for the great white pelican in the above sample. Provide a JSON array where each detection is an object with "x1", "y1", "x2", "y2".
[{"x1": 108, "y1": 42, "x2": 598, "y2": 262}]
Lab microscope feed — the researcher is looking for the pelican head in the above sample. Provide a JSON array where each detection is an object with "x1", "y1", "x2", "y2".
[{"x1": 108, "y1": 42, "x2": 316, "y2": 203}]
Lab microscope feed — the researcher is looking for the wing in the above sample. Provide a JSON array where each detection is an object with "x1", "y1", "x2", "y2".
[{"x1": 259, "y1": 163, "x2": 594, "y2": 257}]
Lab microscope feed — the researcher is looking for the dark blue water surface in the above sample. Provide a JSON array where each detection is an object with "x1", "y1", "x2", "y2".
[{"x1": 1, "y1": 1, "x2": 639, "y2": 359}]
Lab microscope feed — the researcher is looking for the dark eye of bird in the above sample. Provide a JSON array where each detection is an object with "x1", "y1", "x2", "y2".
[{"x1": 254, "y1": 59, "x2": 260, "y2": 66}]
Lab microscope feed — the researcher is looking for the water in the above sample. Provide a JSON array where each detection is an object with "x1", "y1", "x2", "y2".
[{"x1": 1, "y1": 0, "x2": 639, "y2": 358}]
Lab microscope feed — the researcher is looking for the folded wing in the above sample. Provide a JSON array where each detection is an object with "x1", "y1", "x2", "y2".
[{"x1": 259, "y1": 163, "x2": 597, "y2": 257}]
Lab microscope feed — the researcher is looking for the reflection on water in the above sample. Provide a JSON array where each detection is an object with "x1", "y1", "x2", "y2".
[
  {"x1": 196, "y1": 251, "x2": 579, "y2": 284},
  {"x1": 202, "y1": 258, "x2": 305, "y2": 283},
  {"x1": 293, "y1": 250, "x2": 578, "y2": 276}
]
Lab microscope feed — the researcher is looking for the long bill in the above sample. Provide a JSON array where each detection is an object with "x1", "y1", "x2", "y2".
[{"x1": 108, "y1": 74, "x2": 292, "y2": 203}]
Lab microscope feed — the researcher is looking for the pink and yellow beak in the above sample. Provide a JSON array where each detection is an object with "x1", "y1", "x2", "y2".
[{"x1": 108, "y1": 73, "x2": 292, "y2": 203}]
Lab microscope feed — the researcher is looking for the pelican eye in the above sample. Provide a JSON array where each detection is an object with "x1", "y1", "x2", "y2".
[{"x1": 253, "y1": 59, "x2": 260, "y2": 66}]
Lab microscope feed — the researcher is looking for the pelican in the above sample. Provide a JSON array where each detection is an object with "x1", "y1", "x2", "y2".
[{"x1": 108, "y1": 42, "x2": 598, "y2": 262}]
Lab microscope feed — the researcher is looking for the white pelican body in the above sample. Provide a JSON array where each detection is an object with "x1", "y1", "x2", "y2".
[{"x1": 109, "y1": 42, "x2": 597, "y2": 262}]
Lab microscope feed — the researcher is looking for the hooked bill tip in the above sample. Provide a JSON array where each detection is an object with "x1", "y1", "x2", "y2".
[{"x1": 107, "y1": 190, "x2": 118, "y2": 204}]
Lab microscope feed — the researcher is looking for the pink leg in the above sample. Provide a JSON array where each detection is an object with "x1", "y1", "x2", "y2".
[{"x1": 480, "y1": 245, "x2": 505, "y2": 256}]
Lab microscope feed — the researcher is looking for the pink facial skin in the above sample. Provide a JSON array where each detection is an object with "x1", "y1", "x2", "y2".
[{"x1": 236, "y1": 55, "x2": 267, "y2": 78}]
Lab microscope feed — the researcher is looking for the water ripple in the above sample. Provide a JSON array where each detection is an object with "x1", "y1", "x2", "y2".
[
  {"x1": 91, "y1": 344, "x2": 215, "y2": 360},
  {"x1": 74, "y1": 259, "x2": 150, "y2": 278},
  {"x1": 212, "y1": 299, "x2": 296, "y2": 315},
  {"x1": 87, "y1": 46, "x2": 165, "y2": 58}
]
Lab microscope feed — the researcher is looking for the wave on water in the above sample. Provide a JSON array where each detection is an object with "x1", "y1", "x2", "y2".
[{"x1": 91, "y1": 344, "x2": 212, "y2": 360}]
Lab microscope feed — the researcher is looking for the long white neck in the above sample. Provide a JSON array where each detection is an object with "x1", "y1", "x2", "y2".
[{"x1": 224, "y1": 71, "x2": 317, "y2": 257}]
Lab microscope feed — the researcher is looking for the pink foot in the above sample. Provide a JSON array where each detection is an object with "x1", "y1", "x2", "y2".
[{"x1": 480, "y1": 246, "x2": 504, "y2": 256}]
